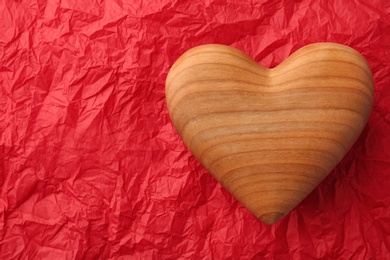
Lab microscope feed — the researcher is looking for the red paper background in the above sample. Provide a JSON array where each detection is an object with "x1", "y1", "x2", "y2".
[{"x1": 1, "y1": 0, "x2": 390, "y2": 259}]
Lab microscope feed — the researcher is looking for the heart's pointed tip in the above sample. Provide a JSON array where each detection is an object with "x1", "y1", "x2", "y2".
[{"x1": 259, "y1": 212, "x2": 286, "y2": 225}]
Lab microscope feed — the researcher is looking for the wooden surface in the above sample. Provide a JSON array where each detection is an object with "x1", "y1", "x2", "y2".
[{"x1": 165, "y1": 43, "x2": 374, "y2": 225}]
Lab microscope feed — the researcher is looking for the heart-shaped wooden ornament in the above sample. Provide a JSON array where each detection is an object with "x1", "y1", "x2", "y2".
[{"x1": 165, "y1": 43, "x2": 374, "y2": 224}]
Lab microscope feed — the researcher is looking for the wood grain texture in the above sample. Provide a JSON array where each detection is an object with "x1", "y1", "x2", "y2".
[{"x1": 165, "y1": 43, "x2": 374, "y2": 225}]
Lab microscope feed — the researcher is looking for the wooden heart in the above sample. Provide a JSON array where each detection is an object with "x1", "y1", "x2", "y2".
[{"x1": 165, "y1": 43, "x2": 374, "y2": 224}]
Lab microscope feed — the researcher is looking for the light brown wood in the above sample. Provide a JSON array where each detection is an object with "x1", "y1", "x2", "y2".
[{"x1": 165, "y1": 43, "x2": 374, "y2": 225}]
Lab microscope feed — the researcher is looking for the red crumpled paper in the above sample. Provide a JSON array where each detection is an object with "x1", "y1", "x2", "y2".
[{"x1": 1, "y1": 0, "x2": 390, "y2": 259}]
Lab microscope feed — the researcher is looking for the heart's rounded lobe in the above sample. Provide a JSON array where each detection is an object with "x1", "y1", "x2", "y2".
[{"x1": 165, "y1": 43, "x2": 374, "y2": 225}]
